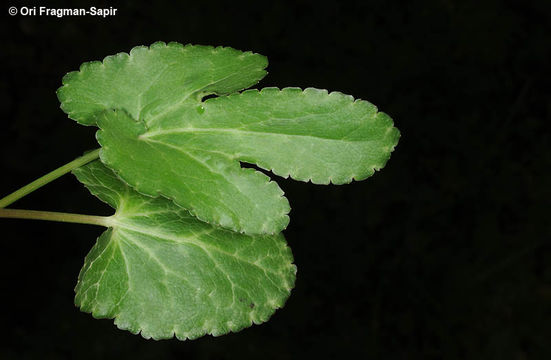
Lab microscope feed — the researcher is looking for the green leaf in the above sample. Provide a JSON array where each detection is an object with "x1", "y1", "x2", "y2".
[
  {"x1": 140, "y1": 87, "x2": 400, "y2": 185},
  {"x1": 94, "y1": 88, "x2": 399, "y2": 233},
  {"x1": 94, "y1": 109, "x2": 291, "y2": 235},
  {"x1": 57, "y1": 41, "x2": 268, "y2": 126},
  {"x1": 59, "y1": 42, "x2": 400, "y2": 234},
  {"x1": 72, "y1": 160, "x2": 296, "y2": 340}
]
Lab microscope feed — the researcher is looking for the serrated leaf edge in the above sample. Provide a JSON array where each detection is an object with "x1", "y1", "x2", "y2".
[
  {"x1": 92, "y1": 134, "x2": 291, "y2": 235},
  {"x1": 202, "y1": 86, "x2": 401, "y2": 185},
  {"x1": 57, "y1": 41, "x2": 268, "y2": 126},
  {"x1": 74, "y1": 229, "x2": 297, "y2": 341}
]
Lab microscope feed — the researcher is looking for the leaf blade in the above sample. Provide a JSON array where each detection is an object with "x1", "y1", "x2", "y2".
[
  {"x1": 95, "y1": 109, "x2": 291, "y2": 234},
  {"x1": 94, "y1": 86, "x2": 398, "y2": 233},
  {"x1": 144, "y1": 87, "x2": 400, "y2": 184},
  {"x1": 73, "y1": 161, "x2": 296, "y2": 340},
  {"x1": 57, "y1": 42, "x2": 268, "y2": 126},
  {"x1": 60, "y1": 43, "x2": 399, "y2": 234}
]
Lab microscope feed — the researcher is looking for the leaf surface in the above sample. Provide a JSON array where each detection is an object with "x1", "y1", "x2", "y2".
[
  {"x1": 140, "y1": 87, "x2": 400, "y2": 185},
  {"x1": 57, "y1": 41, "x2": 268, "y2": 126},
  {"x1": 59, "y1": 42, "x2": 400, "y2": 234},
  {"x1": 72, "y1": 160, "x2": 296, "y2": 340}
]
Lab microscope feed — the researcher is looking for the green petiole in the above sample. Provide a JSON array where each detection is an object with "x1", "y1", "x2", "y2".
[
  {"x1": 0, "y1": 148, "x2": 100, "y2": 208},
  {"x1": 0, "y1": 208, "x2": 112, "y2": 227}
]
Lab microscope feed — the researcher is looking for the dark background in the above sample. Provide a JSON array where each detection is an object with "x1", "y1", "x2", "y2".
[{"x1": 1, "y1": 0, "x2": 549, "y2": 359}]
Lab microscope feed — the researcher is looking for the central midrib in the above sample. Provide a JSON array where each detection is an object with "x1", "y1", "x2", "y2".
[{"x1": 140, "y1": 127, "x2": 371, "y2": 144}]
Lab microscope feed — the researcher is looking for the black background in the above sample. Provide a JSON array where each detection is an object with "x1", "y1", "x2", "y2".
[{"x1": 1, "y1": 0, "x2": 550, "y2": 359}]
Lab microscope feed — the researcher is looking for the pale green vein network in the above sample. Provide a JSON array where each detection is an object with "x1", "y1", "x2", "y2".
[
  {"x1": 140, "y1": 87, "x2": 401, "y2": 185},
  {"x1": 58, "y1": 41, "x2": 400, "y2": 235},
  {"x1": 58, "y1": 41, "x2": 268, "y2": 126},
  {"x1": 73, "y1": 160, "x2": 296, "y2": 340}
]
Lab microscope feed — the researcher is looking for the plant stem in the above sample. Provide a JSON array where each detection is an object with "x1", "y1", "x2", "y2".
[
  {"x1": 0, "y1": 208, "x2": 113, "y2": 227},
  {"x1": 0, "y1": 148, "x2": 101, "y2": 208}
]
